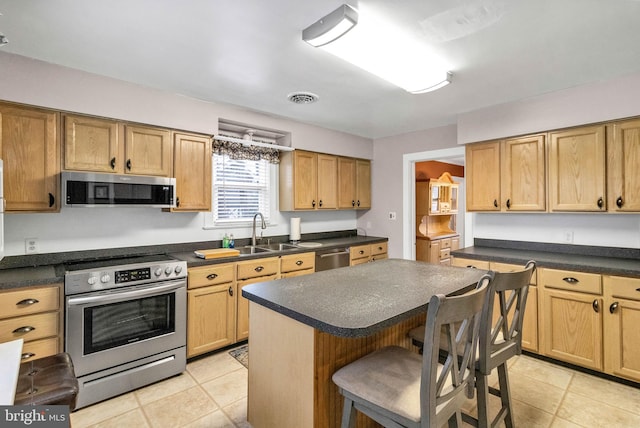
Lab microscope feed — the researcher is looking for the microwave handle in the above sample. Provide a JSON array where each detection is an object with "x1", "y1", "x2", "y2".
[{"x1": 67, "y1": 280, "x2": 185, "y2": 306}]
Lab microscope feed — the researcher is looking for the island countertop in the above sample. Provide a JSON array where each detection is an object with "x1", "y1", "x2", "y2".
[{"x1": 242, "y1": 258, "x2": 487, "y2": 337}]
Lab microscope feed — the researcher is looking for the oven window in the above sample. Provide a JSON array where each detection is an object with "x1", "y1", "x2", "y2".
[{"x1": 83, "y1": 293, "x2": 175, "y2": 354}]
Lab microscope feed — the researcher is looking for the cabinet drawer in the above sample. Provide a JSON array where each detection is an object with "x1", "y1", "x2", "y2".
[
  {"x1": 605, "y1": 276, "x2": 640, "y2": 301},
  {"x1": 21, "y1": 337, "x2": 59, "y2": 362},
  {"x1": 370, "y1": 242, "x2": 388, "y2": 256},
  {"x1": 0, "y1": 286, "x2": 60, "y2": 318},
  {"x1": 451, "y1": 258, "x2": 490, "y2": 270},
  {"x1": 0, "y1": 312, "x2": 59, "y2": 343},
  {"x1": 490, "y1": 262, "x2": 538, "y2": 285},
  {"x1": 281, "y1": 269, "x2": 315, "y2": 278},
  {"x1": 350, "y1": 245, "x2": 371, "y2": 260},
  {"x1": 440, "y1": 238, "x2": 452, "y2": 249},
  {"x1": 540, "y1": 268, "x2": 601, "y2": 294},
  {"x1": 281, "y1": 252, "x2": 315, "y2": 273},
  {"x1": 439, "y1": 248, "x2": 451, "y2": 260},
  {"x1": 237, "y1": 257, "x2": 280, "y2": 280},
  {"x1": 188, "y1": 263, "x2": 235, "y2": 289}
]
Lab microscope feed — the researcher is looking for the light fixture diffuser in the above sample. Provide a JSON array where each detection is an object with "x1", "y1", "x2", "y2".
[
  {"x1": 302, "y1": 4, "x2": 358, "y2": 47},
  {"x1": 303, "y1": 4, "x2": 452, "y2": 94}
]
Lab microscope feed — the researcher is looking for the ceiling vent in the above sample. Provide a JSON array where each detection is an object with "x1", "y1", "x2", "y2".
[{"x1": 287, "y1": 92, "x2": 319, "y2": 104}]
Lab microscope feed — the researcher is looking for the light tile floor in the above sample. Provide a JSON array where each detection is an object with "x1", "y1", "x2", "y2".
[{"x1": 70, "y1": 346, "x2": 640, "y2": 428}]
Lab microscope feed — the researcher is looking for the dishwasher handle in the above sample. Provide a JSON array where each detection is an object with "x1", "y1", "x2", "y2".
[{"x1": 319, "y1": 250, "x2": 350, "y2": 258}]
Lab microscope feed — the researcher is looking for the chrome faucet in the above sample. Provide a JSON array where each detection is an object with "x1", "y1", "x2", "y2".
[{"x1": 252, "y1": 212, "x2": 267, "y2": 246}]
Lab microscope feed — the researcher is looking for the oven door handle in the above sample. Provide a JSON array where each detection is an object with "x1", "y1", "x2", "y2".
[{"x1": 66, "y1": 280, "x2": 186, "y2": 306}]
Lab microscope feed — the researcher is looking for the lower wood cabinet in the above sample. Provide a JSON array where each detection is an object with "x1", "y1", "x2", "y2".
[
  {"x1": 539, "y1": 268, "x2": 603, "y2": 371},
  {"x1": 350, "y1": 242, "x2": 388, "y2": 266},
  {"x1": 0, "y1": 284, "x2": 62, "y2": 362},
  {"x1": 187, "y1": 263, "x2": 236, "y2": 358},
  {"x1": 236, "y1": 257, "x2": 280, "y2": 342},
  {"x1": 416, "y1": 236, "x2": 459, "y2": 266},
  {"x1": 280, "y1": 252, "x2": 315, "y2": 278},
  {"x1": 603, "y1": 275, "x2": 640, "y2": 383}
]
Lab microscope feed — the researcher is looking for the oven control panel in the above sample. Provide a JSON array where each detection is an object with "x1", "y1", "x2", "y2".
[{"x1": 65, "y1": 260, "x2": 188, "y2": 295}]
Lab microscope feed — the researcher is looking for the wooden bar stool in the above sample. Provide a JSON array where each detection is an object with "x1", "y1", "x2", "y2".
[{"x1": 14, "y1": 353, "x2": 79, "y2": 410}]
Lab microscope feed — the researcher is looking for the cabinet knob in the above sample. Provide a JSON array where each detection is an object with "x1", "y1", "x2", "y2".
[
  {"x1": 357, "y1": 200, "x2": 361, "y2": 207},
  {"x1": 110, "y1": 157, "x2": 116, "y2": 170},
  {"x1": 352, "y1": 200, "x2": 355, "y2": 207},
  {"x1": 254, "y1": 266, "x2": 264, "y2": 272},
  {"x1": 48, "y1": 193, "x2": 55, "y2": 208},
  {"x1": 312, "y1": 200, "x2": 316, "y2": 208},
  {"x1": 16, "y1": 298, "x2": 39, "y2": 307},
  {"x1": 616, "y1": 196, "x2": 624, "y2": 208},
  {"x1": 562, "y1": 277, "x2": 579, "y2": 284},
  {"x1": 176, "y1": 197, "x2": 180, "y2": 207},
  {"x1": 592, "y1": 299, "x2": 599, "y2": 313},
  {"x1": 319, "y1": 200, "x2": 323, "y2": 207},
  {"x1": 228, "y1": 286, "x2": 233, "y2": 296},
  {"x1": 506, "y1": 199, "x2": 511, "y2": 209},
  {"x1": 206, "y1": 273, "x2": 218, "y2": 280},
  {"x1": 13, "y1": 326, "x2": 35, "y2": 334},
  {"x1": 126, "y1": 159, "x2": 132, "y2": 170},
  {"x1": 295, "y1": 260, "x2": 303, "y2": 266},
  {"x1": 597, "y1": 197, "x2": 604, "y2": 209},
  {"x1": 21, "y1": 352, "x2": 36, "y2": 360},
  {"x1": 609, "y1": 302, "x2": 619, "y2": 314},
  {"x1": 493, "y1": 199, "x2": 498, "y2": 208}
]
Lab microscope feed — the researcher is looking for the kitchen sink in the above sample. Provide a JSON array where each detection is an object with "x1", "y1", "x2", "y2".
[
  {"x1": 237, "y1": 246, "x2": 273, "y2": 255},
  {"x1": 255, "y1": 243, "x2": 299, "y2": 251}
]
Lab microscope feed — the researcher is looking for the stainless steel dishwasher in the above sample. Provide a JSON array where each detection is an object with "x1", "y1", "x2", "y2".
[{"x1": 315, "y1": 247, "x2": 351, "y2": 271}]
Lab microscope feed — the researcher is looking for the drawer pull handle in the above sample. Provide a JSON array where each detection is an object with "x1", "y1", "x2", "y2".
[
  {"x1": 616, "y1": 196, "x2": 624, "y2": 208},
  {"x1": 126, "y1": 159, "x2": 132, "y2": 170},
  {"x1": 493, "y1": 199, "x2": 498, "y2": 208},
  {"x1": 609, "y1": 302, "x2": 619, "y2": 314},
  {"x1": 597, "y1": 197, "x2": 604, "y2": 209},
  {"x1": 21, "y1": 352, "x2": 35, "y2": 360},
  {"x1": 378, "y1": 247, "x2": 383, "y2": 251},
  {"x1": 359, "y1": 250, "x2": 365, "y2": 255},
  {"x1": 466, "y1": 265, "x2": 477, "y2": 269},
  {"x1": 592, "y1": 299, "x2": 599, "y2": 313},
  {"x1": 255, "y1": 266, "x2": 264, "y2": 272},
  {"x1": 110, "y1": 157, "x2": 116, "y2": 169},
  {"x1": 352, "y1": 200, "x2": 355, "y2": 207},
  {"x1": 319, "y1": 199, "x2": 323, "y2": 207},
  {"x1": 16, "y1": 298, "x2": 39, "y2": 306},
  {"x1": 206, "y1": 273, "x2": 218, "y2": 280},
  {"x1": 228, "y1": 286, "x2": 233, "y2": 296},
  {"x1": 13, "y1": 326, "x2": 35, "y2": 334},
  {"x1": 295, "y1": 260, "x2": 303, "y2": 266},
  {"x1": 312, "y1": 200, "x2": 316, "y2": 208},
  {"x1": 562, "y1": 277, "x2": 579, "y2": 284},
  {"x1": 506, "y1": 198, "x2": 511, "y2": 209}
]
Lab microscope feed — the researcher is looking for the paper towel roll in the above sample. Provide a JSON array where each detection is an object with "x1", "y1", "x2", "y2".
[{"x1": 290, "y1": 217, "x2": 301, "y2": 241}]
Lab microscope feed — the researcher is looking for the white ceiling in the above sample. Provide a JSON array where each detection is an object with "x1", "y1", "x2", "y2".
[{"x1": 1, "y1": 0, "x2": 640, "y2": 139}]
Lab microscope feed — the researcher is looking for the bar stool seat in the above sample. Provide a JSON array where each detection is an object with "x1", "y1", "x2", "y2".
[{"x1": 14, "y1": 353, "x2": 79, "y2": 410}]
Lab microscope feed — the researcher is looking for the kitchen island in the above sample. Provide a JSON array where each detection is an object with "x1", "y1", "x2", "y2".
[{"x1": 242, "y1": 259, "x2": 487, "y2": 428}]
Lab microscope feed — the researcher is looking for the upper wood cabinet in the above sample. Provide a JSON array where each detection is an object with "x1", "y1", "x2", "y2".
[
  {"x1": 607, "y1": 119, "x2": 640, "y2": 212},
  {"x1": 280, "y1": 150, "x2": 369, "y2": 211},
  {"x1": 63, "y1": 114, "x2": 119, "y2": 173},
  {"x1": 549, "y1": 125, "x2": 606, "y2": 212},
  {"x1": 64, "y1": 115, "x2": 172, "y2": 177},
  {"x1": 172, "y1": 132, "x2": 211, "y2": 211},
  {"x1": 466, "y1": 135, "x2": 546, "y2": 212},
  {"x1": 0, "y1": 103, "x2": 60, "y2": 212},
  {"x1": 123, "y1": 125, "x2": 172, "y2": 177},
  {"x1": 337, "y1": 157, "x2": 371, "y2": 210},
  {"x1": 465, "y1": 141, "x2": 501, "y2": 211},
  {"x1": 317, "y1": 154, "x2": 337, "y2": 209}
]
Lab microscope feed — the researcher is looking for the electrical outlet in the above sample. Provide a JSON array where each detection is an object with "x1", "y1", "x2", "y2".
[
  {"x1": 25, "y1": 238, "x2": 39, "y2": 254},
  {"x1": 388, "y1": 211, "x2": 397, "y2": 220},
  {"x1": 563, "y1": 231, "x2": 574, "y2": 244}
]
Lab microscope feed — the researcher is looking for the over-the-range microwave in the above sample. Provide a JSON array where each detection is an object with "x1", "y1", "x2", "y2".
[{"x1": 62, "y1": 172, "x2": 176, "y2": 208}]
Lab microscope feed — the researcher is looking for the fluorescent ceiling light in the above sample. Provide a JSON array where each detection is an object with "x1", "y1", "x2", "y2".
[
  {"x1": 302, "y1": 4, "x2": 358, "y2": 47},
  {"x1": 303, "y1": 4, "x2": 452, "y2": 94}
]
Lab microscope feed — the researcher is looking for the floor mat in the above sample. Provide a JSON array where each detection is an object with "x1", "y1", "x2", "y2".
[{"x1": 229, "y1": 344, "x2": 248, "y2": 368}]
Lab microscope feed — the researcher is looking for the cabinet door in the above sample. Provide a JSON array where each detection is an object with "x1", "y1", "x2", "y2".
[
  {"x1": 317, "y1": 154, "x2": 337, "y2": 209},
  {"x1": 465, "y1": 141, "x2": 501, "y2": 211},
  {"x1": 355, "y1": 159, "x2": 371, "y2": 209},
  {"x1": 540, "y1": 288, "x2": 603, "y2": 370},
  {"x1": 293, "y1": 151, "x2": 317, "y2": 210},
  {"x1": 603, "y1": 276, "x2": 640, "y2": 382},
  {"x1": 1, "y1": 105, "x2": 59, "y2": 212},
  {"x1": 187, "y1": 284, "x2": 235, "y2": 357},
  {"x1": 173, "y1": 133, "x2": 211, "y2": 211},
  {"x1": 608, "y1": 119, "x2": 640, "y2": 212},
  {"x1": 502, "y1": 134, "x2": 546, "y2": 211},
  {"x1": 237, "y1": 274, "x2": 278, "y2": 341},
  {"x1": 338, "y1": 157, "x2": 356, "y2": 209},
  {"x1": 63, "y1": 114, "x2": 119, "y2": 173},
  {"x1": 124, "y1": 125, "x2": 172, "y2": 177},
  {"x1": 549, "y1": 125, "x2": 606, "y2": 211}
]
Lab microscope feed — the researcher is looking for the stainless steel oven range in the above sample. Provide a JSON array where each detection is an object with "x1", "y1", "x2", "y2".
[{"x1": 64, "y1": 255, "x2": 187, "y2": 409}]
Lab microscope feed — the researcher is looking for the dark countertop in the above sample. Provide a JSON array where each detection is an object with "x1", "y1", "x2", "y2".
[
  {"x1": 451, "y1": 239, "x2": 640, "y2": 278},
  {"x1": 242, "y1": 259, "x2": 487, "y2": 338},
  {"x1": 0, "y1": 232, "x2": 388, "y2": 290}
]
